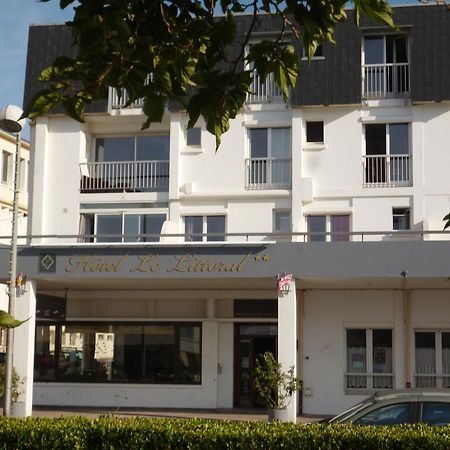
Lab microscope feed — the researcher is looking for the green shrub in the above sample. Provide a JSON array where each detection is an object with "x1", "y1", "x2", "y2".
[
  {"x1": 0, "y1": 364, "x2": 22, "y2": 403},
  {"x1": 0, "y1": 417, "x2": 448, "y2": 449}
]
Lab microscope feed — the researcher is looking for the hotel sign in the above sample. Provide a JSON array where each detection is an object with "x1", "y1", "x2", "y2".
[{"x1": 64, "y1": 252, "x2": 259, "y2": 274}]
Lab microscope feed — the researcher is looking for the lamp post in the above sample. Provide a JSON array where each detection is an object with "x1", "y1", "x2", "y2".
[{"x1": 0, "y1": 105, "x2": 25, "y2": 417}]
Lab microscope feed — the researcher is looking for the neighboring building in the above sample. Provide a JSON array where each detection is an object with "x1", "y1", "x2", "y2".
[
  {"x1": 0, "y1": 129, "x2": 29, "y2": 353},
  {"x1": 4, "y1": 4, "x2": 450, "y2": 417}
]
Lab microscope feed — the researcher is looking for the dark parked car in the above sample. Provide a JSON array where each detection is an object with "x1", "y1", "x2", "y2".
[{"x1": 328, "y1": 390, "x2": 450, "y2": 426}]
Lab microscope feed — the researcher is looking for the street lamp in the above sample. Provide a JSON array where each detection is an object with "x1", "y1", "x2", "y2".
[{"x1": 0, "y1": 104, "x2": 25, "y2": 417}]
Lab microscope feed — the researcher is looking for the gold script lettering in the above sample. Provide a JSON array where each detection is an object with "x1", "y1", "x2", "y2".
[
  {"x1": 167, "y1": 253, "x2": 251, "y2": 273},
  {"x1": 130, "y1": 254, "x2": 159, "y2": 272},
  {"x1": 65, "y1": 254, "x2": 128, "y2": 273}
]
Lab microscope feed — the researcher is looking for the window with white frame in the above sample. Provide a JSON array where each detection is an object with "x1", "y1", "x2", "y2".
[
  {"x1": 81, "y1": 212, "x2": 166, "y2": 242},
  {"x1": 247, "y1": 127, "x2": 291, "y2": 189},
  {"x1": 19, "y1": 158, "x2": 28, "y2": 192},
  {"x1": 302, "y1": 43, "x2": 323, "y2": 60},
  {"x1": 186, "y1": 127, "x2": 201, "y2": 147},
  {"x1": 80, "y1": 135, "x2": 171, "y2": 193},
  {"x1": 306, "y1": 121, "x2": 324, "y2": 144},
  {"x1": 307, "y1": 215, "x2": 350, "y2": 242},
  {"x1": 393, "y1": 207, "x2": 410, "y2": 231},
  {"x1": 273, "y1": 210, "x2": 291, "y2": 233},
  {"x1": 346, "y1": 328, "x2": 393, "y2": 390},
  {"x1": 185, "y1": 215, "x2": 226, "y2": 242},
  {"x1": 364, "y1": 123, "x2": 410, "y2": 186},
  {"x1": 1, "y1": 150, "x2": 11, "y2": 185},
  {"x1": 363, "y1": 34, "x2": 409, "y2": 98},
  {"x1": 95, "y1": 135, "x2": 169, "y2": 162},
  {"x1": 414, "y1": 331, "x2": 450, "y2": 388}
]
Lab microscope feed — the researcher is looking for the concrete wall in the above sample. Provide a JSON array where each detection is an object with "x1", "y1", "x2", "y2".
[{"x1": 301, "y1": 288, "x2": 450, "y2": 415}]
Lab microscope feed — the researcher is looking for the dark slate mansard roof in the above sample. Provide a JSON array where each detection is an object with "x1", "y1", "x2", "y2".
[{"x1": 23, "y1": 5, "x2": 450, "y2": 115}]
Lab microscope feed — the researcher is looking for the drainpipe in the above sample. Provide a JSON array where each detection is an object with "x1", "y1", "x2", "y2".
[{"x1": 401, "y1": 270, "x2": 411, "y2": 388}]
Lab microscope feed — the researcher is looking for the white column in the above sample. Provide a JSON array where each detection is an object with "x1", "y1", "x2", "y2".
[
  {"x1": 410, "y1": 113, "x2": 425, "y2": 232},
  {"x1": 393, "y1": 290, "x2": 405, "y2": 389},
  {"x1": 291, "y1": 111, "x2": 303, "y2": 240},
  {"x1": 278, "y1": 277, "x2": 297, "y2": 422},
  {"x1": 28, "y1": 118, "x2": 48, "y2": 243},
  {"x1": 12, "y1": 279, "x2": 36, "y2": 417},
  {"x1": 202, "y1": 320, "x2": 219, "y2": 408},
  {"x1": 169, "y1": 112, "x2": 182, "y2": 201}
]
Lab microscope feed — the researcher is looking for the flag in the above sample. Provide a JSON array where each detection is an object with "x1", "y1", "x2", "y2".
[
  {"x1": 15, "y1": 272, "x2": 23, "y2": 288},
  {"x1": 277, "y1": 273, "x2": 292, "y2": 293}
]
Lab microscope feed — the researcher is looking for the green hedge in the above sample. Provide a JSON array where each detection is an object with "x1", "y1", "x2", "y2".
[{"x1": 0, "y1": 417, "x2": 449, "y2": 449}]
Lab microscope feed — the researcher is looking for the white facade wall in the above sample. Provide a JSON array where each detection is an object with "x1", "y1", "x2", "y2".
[
  {"x1": 25, "y1": 86, "x2": 450, "y2": 415},
  {"x1": 29, "y1": 101, "x2": 450, "y2": 241}
]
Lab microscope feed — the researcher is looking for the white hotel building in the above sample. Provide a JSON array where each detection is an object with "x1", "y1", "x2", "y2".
[{"x1": 3, "y1": 4, "x2": 450, "y2": 417}]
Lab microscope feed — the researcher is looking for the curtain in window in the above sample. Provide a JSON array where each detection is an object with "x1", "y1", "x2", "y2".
[
  {"x1": 415, "y1": 331, "x2": 436, "y2": 388},
  {"x1": 331, "y1": 215, "x2": 350, "y2": 242}
]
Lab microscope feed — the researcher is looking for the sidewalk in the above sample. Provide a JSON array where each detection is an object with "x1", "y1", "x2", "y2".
[{"x1": 29, "y1": 407, "x2": 325, "y2": 423}]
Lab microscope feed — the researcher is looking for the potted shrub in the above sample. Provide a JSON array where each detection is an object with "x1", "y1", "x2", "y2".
[{"x1": 254, "y1": 352, "x2": 301, "y2": 422}]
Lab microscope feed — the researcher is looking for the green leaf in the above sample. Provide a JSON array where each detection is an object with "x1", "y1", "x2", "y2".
[
  {"x1": 141, "y1": 93, "x2": 166, "y2": 129},
  {"x1": 444, "y1": 213, "x2": 450, "y2": 230},
  {"x1": 0, "y1": 310, "x2": 27, "y2": 329},
  {"x1": 353, "y1": 0, "x2": 397, "y2": 29},
  {"x1": 62, "y1": 94, "x2": 85, "y2": 123},
  {"x1": 23, "y1": 90, "x2": 62, "y2": 120}
]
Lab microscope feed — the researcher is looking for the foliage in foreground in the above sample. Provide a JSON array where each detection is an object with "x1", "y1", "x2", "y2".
[
  {"x1": 254, "y1": 351, "x2": 302, "y2": 409},
  {"x1": 0, "y1": 416, "x2": 449, "y2": 449},
  {"x1": 29, "y1": 0, "x2": 396, "y2": 147}
]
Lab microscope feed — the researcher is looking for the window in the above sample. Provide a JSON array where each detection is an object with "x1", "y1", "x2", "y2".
[
  {"x1": 354, "y1": 403, "x2": 412, "y2": 425},
  {"x1": 81, "y1": 213, "x2": 166, "y2": 242},
  {"x1": 363, "y1": 34, "x2": 409, "y2": 98},
  {"x1": 185, "y1": 215, "x2": 226, "y2": 242},
  {"x1": 346, "y1": 328, "x2": 393, "y2": 390},
  {"x1": 34, "y1": 322, "x2": 201, "y2": 384},
  {"x1": 307, "y1": 215, "x2": 350, "y2": 242},
  {"x1": 415, "y1": 331, "x2": 450, "y2": 388},
  {"x1": 19, "y1": 158, "x2": 28, "y2": 192},
  {"x1": 186, "y1": 128, "x2": 201, "y2": 147},
  {"x1": 306, "y1": 121, "x2": 324, "y2": 144},
  {"x1": 273, "y1": 210, "x2": 291, "y2": 234},
  {"x1": 393, "y1": 208, "x2": 410, "y2": 230},
  {"x1": 2, "y1": 151, "x2": 11, "y2": 184},
  {"x1": 95, "y1": 135, "x2": 169, "y2": 162},
  {"x1": 364, "y1": 123, "x2": 410, "y2": 186},
  {"x1": 247, "y1": 127, "x2": 291, "y2": 189},
  {"x1": 82, "y1": 135, "x2": 170, "y2": 193},
  {"x1": 302, "y1": 43, "x2": 323, "y2": 59},
  {"x1": 421, "y1": 403, "x2": 450, "y2": 426}
]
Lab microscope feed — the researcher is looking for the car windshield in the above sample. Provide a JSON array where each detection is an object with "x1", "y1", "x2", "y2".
[{"x1": 328, "y1": 398, "x2": 375, "y2": 423}]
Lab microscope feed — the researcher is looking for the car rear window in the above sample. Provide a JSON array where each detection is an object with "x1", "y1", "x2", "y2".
[
  {"x1": 353, "y1": 402, "x2": 413, "y2": 425},
  {"x1": 422, "y1": 402, "x2": 450, "y2": 426}
]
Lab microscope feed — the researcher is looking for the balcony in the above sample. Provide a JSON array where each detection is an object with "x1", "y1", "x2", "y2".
[
  {"x1": 245, "y1": 158, "x2": 291, "y2": 190},
  {"x1": 363, "y1": 155, "x2": 411, "y2": 187},
  {"x1": 80, "y1": 160, "x2": 169, "y2": 193},
  {"x1": 247, "y1": 73, "x2": 283, "y2": 104},
  {"x1": 109, "y1": 87, "x2": 144, "y2": 110},
  {"x1": 362, "y1": 63, "x2": 410, "y2": 99}
]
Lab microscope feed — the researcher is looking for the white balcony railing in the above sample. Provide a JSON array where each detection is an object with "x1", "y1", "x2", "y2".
[
  {"x1": 80, "y1": 161, "x2": 169, "y2": 193},
  {"x1": 245, "y1": 158, "x2": 291, "y2": 189},
  {"x1": 247, "y1": 73, "x2": 283, "y2": 104},
  {"x1": 345, "y1": 373, "x2": 394, "y2": 390},
  {"x1": 363, "y1": 62, "x2": 410, "y2": 99},
  {"x1": 109, "y1": 87, "x2": 145, "y2": 110},
  {"x1": 363, "y1": 155, "x2": 411, "y2": 187}
]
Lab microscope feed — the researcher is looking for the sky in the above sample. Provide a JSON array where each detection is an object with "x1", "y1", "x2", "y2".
[
  {"x1": 0, "y1": 1, "x2": 75, "y2": 140},
  {"x1": 0, "y1": 0, "x2": 416, "y2": 140}
]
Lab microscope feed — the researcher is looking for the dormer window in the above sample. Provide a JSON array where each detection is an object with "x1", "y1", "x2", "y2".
[{"x1": 362, "y1": 34, "x2": 409, "y2": 99}]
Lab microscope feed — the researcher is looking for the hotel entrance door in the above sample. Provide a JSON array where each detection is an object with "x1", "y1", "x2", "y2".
[{"x1": 234, "y1": 324, "x2": 277, "y2": 407}]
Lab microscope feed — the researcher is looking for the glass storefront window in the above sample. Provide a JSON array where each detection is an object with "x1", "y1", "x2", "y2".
[{"x1": 34, "y1": 322, "x2": 201, "y2": 385}]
